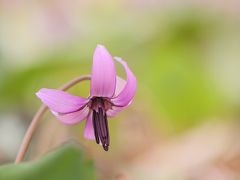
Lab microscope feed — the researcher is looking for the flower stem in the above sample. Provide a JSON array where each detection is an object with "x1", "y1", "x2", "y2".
[{"x1": 15, "y1": 75, "x2": 91, "y2": 164}]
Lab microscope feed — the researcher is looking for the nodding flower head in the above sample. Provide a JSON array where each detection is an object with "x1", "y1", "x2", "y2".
[{"x1": 36, "y1": 45, "x2": 137, "y2": 151}]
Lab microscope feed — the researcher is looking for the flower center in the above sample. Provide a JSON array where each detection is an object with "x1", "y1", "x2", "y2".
[{"x1": 90, "y1": 97, "x2": 110, "y2": 151}]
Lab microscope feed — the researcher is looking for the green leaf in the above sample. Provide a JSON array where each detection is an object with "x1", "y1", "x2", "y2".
[{"x1": 0, "y1": 143, "x2": 95, "y2": 180}]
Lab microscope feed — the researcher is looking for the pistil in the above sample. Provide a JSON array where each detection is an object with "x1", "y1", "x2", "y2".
[{"x1": 91, "y1": 97, "x2": 110, "y2": 151}]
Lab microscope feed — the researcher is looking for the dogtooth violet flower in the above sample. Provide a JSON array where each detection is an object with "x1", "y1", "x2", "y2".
[{"x1": 36, "y1": 45, "x2": 137, "y2": 151}]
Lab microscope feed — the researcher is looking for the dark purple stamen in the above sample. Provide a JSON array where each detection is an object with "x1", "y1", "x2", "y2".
[{"x1": 90, "y1": 97, "x2": 110, "y2": 151}]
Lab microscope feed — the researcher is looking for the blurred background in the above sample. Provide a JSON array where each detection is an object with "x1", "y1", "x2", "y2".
[{"x1": 0, "y1": 0, "x2": 240, "y2": 179}]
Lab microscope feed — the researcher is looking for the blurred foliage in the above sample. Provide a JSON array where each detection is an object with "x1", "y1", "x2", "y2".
[
  {"x1": 0, "y1": 2, "x2": 240, "y2": 179},
  {"x1": 0, "y1": 143, "x2": 95, "y2": 180},
  {"x1": 0, "y1": 9, "x2": 235, "y2": 133},
  {"x1": 130, "y1": 11, "x2": 222, "y2": 131},
  {"x1": 0, "y1": 52, "x2": 91, "y2": 109}
]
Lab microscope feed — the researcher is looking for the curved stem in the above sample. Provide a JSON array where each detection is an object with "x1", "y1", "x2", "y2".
[{"x1": 15, "y1": 75, "x2": 91, "y2": 164}]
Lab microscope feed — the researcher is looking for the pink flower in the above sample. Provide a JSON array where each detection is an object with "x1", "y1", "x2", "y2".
[{"x1": 36, "y1": 45, "x2": 137, "y2": 151}]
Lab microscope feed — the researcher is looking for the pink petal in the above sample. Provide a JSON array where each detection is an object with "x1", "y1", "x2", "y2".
[
  {"x1": 90, "y1": 45, "x2": 116, "y2": 98},
  {"x1": 51, "y1": 106, "x2": 89, "y2": 125},
  {"x1": 36, "y1": 88, "x2": 88, "y2": 113},
  {"x1": 111, "y1": 57, "x2": 137, "y2": 107},
  {"x1": 84, "y1": 113, "x2": 95, "y2": 140},
  {"x1": 114, "y1": 76, "x2": 126, "y2": 97},
  {"x1": 107, "y1": 106, "x2": 124, "y2": 117}
]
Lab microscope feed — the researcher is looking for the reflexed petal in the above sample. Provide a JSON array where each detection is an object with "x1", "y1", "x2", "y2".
[
  {"x1": 84, "y1": 113, "x2": 95, "y2": 140},
  {"x1": 36, "y1": 88, "x2": 88, "y2": 113},
  {"x1": 51, "y1": 106, "x2": 89, "y2": 125},
  {"x1": 90, "y1": 45, "x2": 116, "y2": 98},
  {"x1": 111, "y1": 57, "x2": 137, "y2": 107},
  {"x1": 114, "y1": 76, "x2": 126, "y2": 97},
  {"x1": 107, "y1": 106, "x2": 124, "y2": 117}
]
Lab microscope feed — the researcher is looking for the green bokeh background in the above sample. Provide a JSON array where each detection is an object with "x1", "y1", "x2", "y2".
[{"x1": 0, "y1": 1, "x2": 240, "y2": 179}]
